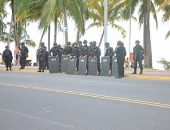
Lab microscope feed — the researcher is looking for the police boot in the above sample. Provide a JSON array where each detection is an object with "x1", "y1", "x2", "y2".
[
  {"x1": 139, "y1": 70, "x2": 143, "y2": 74},
  {"x1": 37, "y1": 70, "x2": 41, "y2": 72},
  {"x1": 10, "y1": 67, "x2": 12, "y2": 71},
  {"x1": 132, "y1": 69, "x2": 136, "y2": 74},
  {"x1": 6, "y1": 67, "x2": 8, "y2": 71}
]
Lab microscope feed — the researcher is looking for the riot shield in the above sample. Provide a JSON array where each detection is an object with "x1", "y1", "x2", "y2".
[
  {"x1": 67, "y1": 56, "x2": 77, "y2": 75},
  {"x1": 78, "y1": 56, "x2": 87, "y2": 75},
  {"x1": 61, "y1": 55, "x2": 69, "y2": 73},
  {"x1": 101, "y1": 56, "x2": 110, "y2": 76},
  {"x1": 88, "y1": 56, "x2": 97, "y2": 76},
  {"x1": 112, "y1": 56, "x2": 119, "y2": 78},
  {"x1": 48, "y1": 56, "x2": 60, "y2": 73}
]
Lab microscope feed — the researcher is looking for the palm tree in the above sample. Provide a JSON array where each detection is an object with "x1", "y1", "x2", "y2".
[
  {"x1": 39, "y1": 0, "x2": 88, "y2": 45},
  {"x1": 0, "y1": 1, "x2": 6, "y2": 37},
  {"x1": 159, "y1": 0, "x2": 170, "y2": 39},
  {"x1": 87, "y1": 0, "x2": 126, "y2": 47},
  {"x1": 1, "y1": 21, "x2": 36, "y2": 47},
  {"x1": 114, "y1": 0, "x2": 161, "y2": 68}
]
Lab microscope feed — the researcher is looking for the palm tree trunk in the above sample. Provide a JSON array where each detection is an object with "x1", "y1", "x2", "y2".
[
  {"x1": 143, "y1": 1, "x2": 152, "y2": 68},
  {"x1": 146, "y1": 1, "x2": 152, "y2": 68},
  {"x1": 76, "y1": 29, "x2": 80, "y2": 42},
  {"x1": 39, "y1": 28, "x2": 46, "y2": 45},
  {"x1": 63, "y1": 9, "x2": 68, "y2": 45},
  {"x1": 11, "y1": 0, "x2": 19, "y2": 46},
  {"x1": 62, "y1": 0, "x2": 68, "y2": 45},
  {"x1": 48, "y1": 25, "x2": 51, "y2": 51},
  {"x1": 98, "y1": 28, "x2": 104, "y2": 47},
  {"x1": 54, "y1": 18, "x2": 57, "y2": 43}
]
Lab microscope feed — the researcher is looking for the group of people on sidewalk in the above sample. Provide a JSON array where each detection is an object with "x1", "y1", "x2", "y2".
[
  {"x1": 1, "y1": 40, "x2": 144, "y2": 77},
  {"x1": 1, "y1": 42, "x2": 29, "y2": 71}
]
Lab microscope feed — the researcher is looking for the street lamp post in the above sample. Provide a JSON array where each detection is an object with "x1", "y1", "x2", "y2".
[
  {"x1": 7, "y1": 17, "x2": 13, "y2": 48},
  {"x1": 129, "y1": 0, "x2": 132, "y2": 67},
  {"x1": 104, "y1": 0, "x2": 108, "y2": 54}
]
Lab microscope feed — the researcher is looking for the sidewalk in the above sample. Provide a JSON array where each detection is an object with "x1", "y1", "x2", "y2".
[
  {"x1": 125, "y1": 68, "x2": 170, "y2": 80},
  {"x1": 0, "y1": 64, "x2": 170, "y2": 80}
]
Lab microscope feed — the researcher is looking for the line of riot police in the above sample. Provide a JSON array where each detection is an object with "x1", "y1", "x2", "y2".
[{"x1": 37, "y1": 40, "x2": 126, "y2": 78}]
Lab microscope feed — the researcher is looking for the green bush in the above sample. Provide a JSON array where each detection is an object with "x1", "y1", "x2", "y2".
[{"x1": 158, "y1": 58, "x2": 170, "y2": 70}]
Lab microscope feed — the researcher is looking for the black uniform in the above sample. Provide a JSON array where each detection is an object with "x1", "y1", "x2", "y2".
[
  {"x1": 2, "y1": 48, "x2": 13, "y2": 71},
  {"x1": 49, "y1": 44, "x2": 63, "y2": 70},
  {"x1": 71, "y1": 44, "x2": 81, "y2": 71},
  {"x1": 63, "y1": 45, "x2": 72, "y2": 55},
  {"x1": 105, "y1": 45, "x2": 114, "y2": 70},
  {"x1": 37, "y1": 47, "x2": 46, "y2": 72},
  {"x1": 44, "y1": 48, "x2": 49, "y2": 69},
  {"x1": 81, "y1": 45, "x2": 89, "y2": 56},
  {"x1": 20, "y1": 44, "x2": 29, "y2": 69},
  {"x1": 133, "y1": 44, "x2": 144, "y2": 74},
  {"x1": 115, "y1": 43, "x2": 126, "y2": 78},
  {"x1": 89, "y1": 43, "x2": 101, "y2": 74}
]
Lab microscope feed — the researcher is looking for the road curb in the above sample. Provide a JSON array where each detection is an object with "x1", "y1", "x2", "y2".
[
  {"x1": 127, "y1": 75, "x2": 170, "y2": 81},
  {"x1": 1, "y1": 68, "x2": 170, "y2": 81}
]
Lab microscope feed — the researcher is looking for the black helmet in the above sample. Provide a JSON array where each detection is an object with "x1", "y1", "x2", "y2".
[
  {"x1": 117, "y1": 41, "x2": 122, "y2": 46},
  {"x1": 40, "y1": 42, "x2": 45, "y2": 46},
  {"x1": 53, "y1": 42, "x2": 57, "y2": 46},
  {"x1": 5, "y1": 45, "x2": 9, "y2": 49},
  {"x1": 135, "y1": 40, "x2": 140, "y2": 45},
  {"x1": 67, "y1": 41, "x2": 71, "y2": 45},
  {"x1": 93, "y1": 41, "x2": 97, "y2": 46},
  {"x1": 105, "y1": 42, "x2": 109, "y2": 46},
  {"x1": 21, "y1": 42, "x2": 25, "y2": 46},
  {"x1": 83, "y1": 40, "x2": 87, "y2": 44}
]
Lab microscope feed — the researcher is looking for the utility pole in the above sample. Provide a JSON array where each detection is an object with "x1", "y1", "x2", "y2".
[
  {"x1": 129, "y1": 0, "x2": 132, "y2": 67},
  {"x1": 104, "y1": 0, "x2": 108, "y2": 54}
]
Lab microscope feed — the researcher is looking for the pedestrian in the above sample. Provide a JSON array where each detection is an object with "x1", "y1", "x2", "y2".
[
  {"x1": 14, "y1": 45, "x2": 21, "y2": 65},
  {"x1": 2, "y1": 45, "x2": 13, "y2": 71},
  {"x1": 105, "y1": 42, "x2": 114, "y2": 72},
  {"x1": 44, "y1": 47, "x2": 49, "y2": 69},
  {"x1": 124, "y1": 57, "x2": 129, "y2": 68},
  {"x1": 20, "y1": 42, "x2": 29, "y2": 69},
  {"x1": 37, "y1": 43, "x2": 46, "y2": 72},
  {"x1": 71, "y1": 42, "x2": 81, "y2": 71},
  {"x1": 132, "y1": 40, "x2": 144, "y2": 74},
  {"x1": 115, "y1": 41, "x2": 126, "y2": 78}
]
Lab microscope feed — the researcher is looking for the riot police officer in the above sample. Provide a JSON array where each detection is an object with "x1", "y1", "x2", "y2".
[
  {"x1": 115, "y1": 41, "x2": 126, "y2": 78},
  {"x1": 71, "y1": 42, "x2": 81, "y2": 71},
  {"x1": 49, "y1": 43, "x2": 63, "y2": 70},
  {"x1": 132, "y1": 40, "x2": 144, "y2": 74},
  {"x1": 37, "y1": 43, "x2": 46, "y2": 72},
  {"x1": 89, "y1": 41, "x2": 101, "y2": 74},
  {"x1": 2, "y1": 45, "x2": 13, "y2": 71},
  {"x1": 49, "y1": 43, "x2": 60, "y2": 56},
  {"x1": 63, "y1": 42, "x2": 72, "y2": 55},
  {"x1": 105, "y1": 42, "x2": 114, "y2": 71},
  {"x1": 81, "y1": 40, "x2": 89, "y2": 56},
  {"x1": 44, "y1": 47, "x2": 49, "y2": 69},
  {"x1": 20, "y1": 42, "x2": 29, "y2": 69}
]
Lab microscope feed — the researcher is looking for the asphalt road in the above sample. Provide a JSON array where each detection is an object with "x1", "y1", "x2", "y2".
[{"x1": 0, "y1": 71, "x2": 170, "y2": 130}]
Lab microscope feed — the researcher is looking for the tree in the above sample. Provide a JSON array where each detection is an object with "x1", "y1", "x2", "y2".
[
  {"x1": 115, "y1": 0, "x2": 160, "y2": 68},
  {"x1": 0, "y1": 0, "x2": 6, "y2": 37},
  {"x1": 0, "y1": 21, "x2": 36, "y2": 47},
  {"x1": 87, "y1": 0, "x2": 126, "y2": 47},
  {"x1": 159, "y1": 0, "x2": 170, "y2": 39}
]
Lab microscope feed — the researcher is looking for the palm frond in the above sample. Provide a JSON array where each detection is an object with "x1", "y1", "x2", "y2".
[{"x1": 165, "y1": 30, "x2": 170, "y2": 39}]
